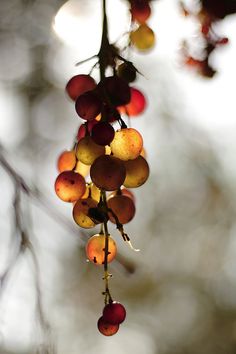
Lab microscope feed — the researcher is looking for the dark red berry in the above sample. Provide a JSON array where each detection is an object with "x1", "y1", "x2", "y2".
[
  {"x1": 91, "y1": 122, "x2": 115, "y2": 146},
  {"x1": 75, "y1": 91, "x2": 102, "y2": 121},
  {"x1": 102, "y1": 301, "x2": 126, "y2": 325}
]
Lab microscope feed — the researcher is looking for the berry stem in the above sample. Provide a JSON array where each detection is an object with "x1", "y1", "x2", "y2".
[
  {"x1": 98, "y1": 0, "x2": 109, "y2": 81},
  {"x1": 101, "y1": 190, "x2": 113, "y2": 304}
]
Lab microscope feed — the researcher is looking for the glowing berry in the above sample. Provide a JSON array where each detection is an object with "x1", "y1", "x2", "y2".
[
  {"x1": 76, "y1": 136, "x2": 105, "y2": 165},
  {"x1": 57, "y1": 150, "x2": 76, "y2": 172},
  {"x1": 66, "y1": 74, "x2": 97, "y2": 101},
  {"x1": 118, "y1": 87, "x2": 146, "y2": 116},
  {"x1": 110, "y1": 128, "x2": 143, "y2": 161},
  {"x1": 86, "y1": 233, "x2": 117, "y2": 265},
  {"x1": 55, "y1": 171, "x2": 86, "y2": 203},
  {"x1": 130, "y1": 24, "x2": 155, "y2": 51},
  {"x1": 97, "y1": 316, "x2": 119, "y2": 336}
]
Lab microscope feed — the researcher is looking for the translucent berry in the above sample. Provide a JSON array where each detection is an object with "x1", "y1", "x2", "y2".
[
  {"x1": 97, "y1": 316, "x2": 119, "y2": 336},
  {"x1": 118, "y1": 87, "x2": 146, "y2": 117},
  {"x1": 55, "y1": 171, "x2": 86, "y2": 202},
  {"x1": 66, "y1": 74, "x2": 97, "y2": 101},
  {"x1": 124, "y1": 155, "x2": 149, "y2": 188},
  {"x1": 110, "y1": 128, "x2": 143, "y2": 161},
  {"x1": 86, "y1": 233, "x2": 117, "y2": 265},
  {"x1": 130, "y1": 24, "x2": 155, "y2": 51},
  {"x1": 76, "y1": 136, "x2": 105, "y2": 165},
  {"x1": 57, "y1": 150, "x2": 76, "y2": 172}
]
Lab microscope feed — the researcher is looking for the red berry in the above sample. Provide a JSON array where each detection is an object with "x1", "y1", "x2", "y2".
[
  {"x1": 97, "y1": 316, "x2": 119, "y2": 336},
  {"x1": 66, "y1": 74, "x2": 96, "y2": 101},
  {"x1": 75, "y1": 91, "x2": 102, "y2": 121},
  {"x1": 91, "y1": 121, "x2": 115, "y2": 146},
  {"x1": 130, "y1": 0, "x2": 151, "y2": 24},
  {"x1": 102, "y1": 302, "x2": 126, "y2": 325},
  {"x1": 118, "y1": 87, "x2": 146, "y2": 116}
]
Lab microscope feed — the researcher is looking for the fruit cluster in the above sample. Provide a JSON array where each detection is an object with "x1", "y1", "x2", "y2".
[
  {"x1": 129, "y1": 0, "x2": 155, "y2": 51},
  {"x1": 54, "y1": 0, "x2": 153, "y2": 336},
  {"x1": 180, "y1": 0, "x2": 231, "y2": 77}
]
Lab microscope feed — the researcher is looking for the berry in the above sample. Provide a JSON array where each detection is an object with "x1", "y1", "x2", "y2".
[
  {"x1": 73, "y1": 197, "x2": 99, "y2": 229},
  {"x1": 130, "y1": 24, "x2": 155, "y2": 51},
  {"x1": 124, "y1": 155, "x2": 149, "y2": 188},
  {"x1": 117, "y1": 62, "x2": 137, "y2": 83},
  {"x1": 107, "y1": 195, "x2": 136, "y2": 224},
  {"x1": 110, "y1": 128, "x2": 143, "y2": 161},
  {"x1": 97, "y1": 316, "x2": 119, "y2": 336},
  {"x1": 66, "y1": 74, "x2": 97, "y2": 101},
  {"x1": 130, "y1": 0, "x2": 151, "y2": 24},
  {"x1": 103, "y1": 301, "x2": 126, "y2": 325},
  {"x1": 118, "y1": 87, "x2": 146, "y2": 116},
  {"x1": 55, "y1": 171, "x2": 86, "y2": 203},
  {"x1": 57, "y1": 150, "x2": 76, "y2": 172},
  {"x1": 91, "y1": 121, "x2": 115, "y2": 146},
  {"x1": 86, "y1": 233, "x2": 117, "y2": 265},
  {"x1": 75, "y1": 91, "x2": 102, "y2": 121},
  {"x1": 90, "y1": 155, "x2": 126, "y2": 191},
  {"x1": 76, "y1": 136, "x2": 105, "y2": 165}
]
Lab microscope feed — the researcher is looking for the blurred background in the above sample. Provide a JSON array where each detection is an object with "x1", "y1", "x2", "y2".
[{"x1": 1, "y1": 0, "x2": 236, "y2": 353}]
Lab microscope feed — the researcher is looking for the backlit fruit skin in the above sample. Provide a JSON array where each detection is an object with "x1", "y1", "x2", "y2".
[
  {"x1": 98, "y1": 76, "x2": 131, "y2": 106},
  {"x1": 103, "y1": 302, "x2": 126, "y2": 325},
  {"x1": 73, "y1": 197, "x2": 98, "y2": 229},
  {"x1": 110, "y1": 128, "x2": 143, "y2": 161},
  {"x1": 57, "y1": 150, "x2": 76, "y2": 172},
  {"x1": 76, "y1": 136, "x2": 105, "y2": 166},
  {"x1": 55, "y1": 171, "x2": 86, "y2": 202},
  {"x1": 75, "y1": 91, "x2": 102, "y2": 121},
  {"x1": 97, "y1": 316, "x2": 119, "y2": 336},
  {"x1": 130, "y1": 24, "x2": 155, "y2": 51},
  {"x1": 124, "y1": 155, "x2": 149, "y2": 188},
  {"x1": 86, "y1": 233, "x2": 117, "y2": 265},
  {"x1": 66, "y1": 74, "x2": 97, "y2": 101},
  {"x1": 107, "y1": 195, "x2": 136, "y2": 224},
  {"x1": 90, "y1": 183, "x2": 101, "y2": 202},
  {"x1": 90, "y1": 155, "x2": 126, "y2": 191},
  {"x1": 130, "y1": 0, "x2": 151, "y2": 24},
  {"x1": 91, "y1": 121, "x2": 115, "y2": 146},
  {"x1": 118, "y1": 87, "x2": 146, "y2": 116}
]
